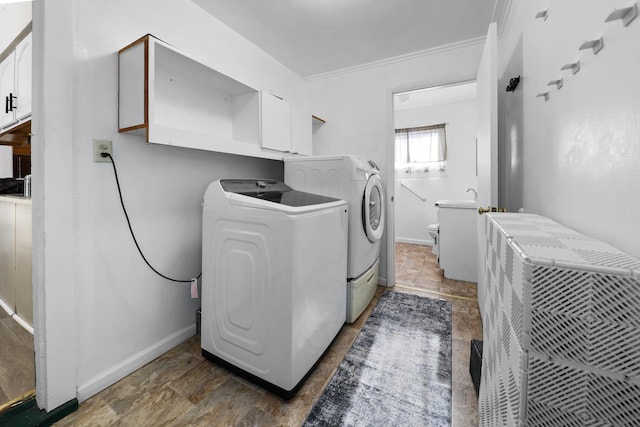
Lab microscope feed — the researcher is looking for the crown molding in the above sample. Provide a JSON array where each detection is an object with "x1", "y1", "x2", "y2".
[
  {"x1": 303, "y1": 35, "x2": 486, "y2": 82},
  {"x1": 304, "y1": 0, "x2": 514, "y2": 83}
]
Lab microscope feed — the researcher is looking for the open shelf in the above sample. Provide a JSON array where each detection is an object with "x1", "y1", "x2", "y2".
[{"x1": 119, "y1": 35, "x2": 284, "y2": 160}]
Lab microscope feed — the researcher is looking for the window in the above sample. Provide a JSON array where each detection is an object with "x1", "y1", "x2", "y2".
[{"x1": 394, "y1": 124, "x2": 447, "y2": 170}]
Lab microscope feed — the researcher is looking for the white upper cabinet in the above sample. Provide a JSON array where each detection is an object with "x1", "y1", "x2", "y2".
[
  {"x1": 261, "y1": 92, "x2": 291, "y2": 152},
  {"x1": 119, "y1": 35, "x2": 269, "y2": 158},
  {"x1": 0, "y1": 52, "x2": 16, "y2": 129},
  {"x1": 14, "y1": 32, "x2": 32, "y2": 121},
  {"x1": 118, "y1": 34, "x2": 318, "y2": 160},
  {"x1": 0, "y1": 31, "x2": 31, "y2": 132},
  {"x1": 260, "y1": 93, "x2": 313, "y2": 155},
  {"x1": 291, "y1": 105, "x2": 312, "y2": 155}
]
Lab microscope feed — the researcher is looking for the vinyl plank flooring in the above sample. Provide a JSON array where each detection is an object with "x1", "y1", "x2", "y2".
[
  {"x1": 56, "y1": 243, "x2": 482, "y2": 426},
  {"x1": 1, "y1": 316, "x2": 34, "y2": 351},
  {"x1": 166, "y1": 359, "x2": 231, "y2": 405},
  {"x1": 0, "y1": 385, "x2": 8, "y2": 405},
  {"x1": 0, "y1": 315, "x2": 35, "y2": 406},
  {"x1": 96, "y1": 348, "x2": 200, "y2": 417}
]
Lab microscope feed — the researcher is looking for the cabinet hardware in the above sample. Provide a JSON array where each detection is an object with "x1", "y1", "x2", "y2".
[{"x1": 8, "y1": 93, "x2": 17, "y2": 111}]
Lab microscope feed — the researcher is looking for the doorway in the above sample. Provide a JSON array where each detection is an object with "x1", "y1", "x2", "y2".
[
  {"x1": 0, "y1": 2, "x2": 35, "y2": 412},
  {"x1": 391, "y1": 82, "x2": 478, "y2": 269}
]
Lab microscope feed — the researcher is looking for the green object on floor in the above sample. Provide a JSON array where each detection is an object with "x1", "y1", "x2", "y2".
[{"x1": 0, "y1": 396, "x2": 78, "y2": 426}]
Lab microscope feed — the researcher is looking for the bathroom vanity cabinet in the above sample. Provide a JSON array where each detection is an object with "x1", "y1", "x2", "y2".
[
  {"x1": 118, "y1": 35, "x2": 314, "y2": 158},
  {"x1": 0, "y1": 196, "x2": 32, "y2": 327},
  {"x1": 436, "y1": 200, "x2": 477, "y2": 282}
]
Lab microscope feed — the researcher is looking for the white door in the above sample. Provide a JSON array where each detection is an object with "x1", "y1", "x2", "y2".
[{"x1": 476, "y1": 23, "x2": 498, "y2": 316}]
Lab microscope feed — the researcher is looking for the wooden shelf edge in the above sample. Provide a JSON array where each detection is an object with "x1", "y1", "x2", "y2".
[{"x1": 312, "y1": 115, "x2": 325, "y2": 125}]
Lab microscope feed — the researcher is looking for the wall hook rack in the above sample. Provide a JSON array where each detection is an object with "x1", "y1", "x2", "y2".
[
  {"x1": 579, "y1": 37, "x2": 604, "y2": 55},
  {"x1": 535, "y1": 10, "x2": 549, "y2": 21},
  {"x1": 561, "y1": 61, "x2": 581, "y2": 74},
  {"x1": 547, "y1": 78, "x2": 563, "y2": 89},
  {"x1": 605, "y1": 3, "x2": 638, "y2": 26},
  {"x1": 536, "y1": 92, "x2": 550, "y2": 101}
]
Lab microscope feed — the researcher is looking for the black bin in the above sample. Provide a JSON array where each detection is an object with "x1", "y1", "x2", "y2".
[{"x1": 469, "y1": 339, "x2": 483, "y2": 397}]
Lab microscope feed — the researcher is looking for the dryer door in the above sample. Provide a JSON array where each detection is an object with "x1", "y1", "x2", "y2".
[{"x1": 362, "y1": 174, "x2": 385, "y2": 243}]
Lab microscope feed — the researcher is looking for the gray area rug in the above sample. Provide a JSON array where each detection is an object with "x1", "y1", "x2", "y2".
[{"x1": 304, "y1": 291, "x2": 452, "y2": 426}]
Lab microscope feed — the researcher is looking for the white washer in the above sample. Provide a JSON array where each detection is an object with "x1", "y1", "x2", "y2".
[
  {"x1": 201, "y1": 179, "x2": 348, "y2": 397},
  {"x1": 284, "y1": 155, "x2": 385, "y2": 323}
]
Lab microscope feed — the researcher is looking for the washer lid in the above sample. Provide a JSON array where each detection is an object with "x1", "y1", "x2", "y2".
[
  {"x1": 220, "y1": 179, "x2": 341, "y2": 207},
  {"x1": 362, "y1": 174, "x2": 385, "y2": 243}
]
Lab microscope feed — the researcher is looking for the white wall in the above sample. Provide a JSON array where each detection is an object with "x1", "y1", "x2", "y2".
[
  {"x1": 499, "y1": 0, "x2": 640, "y2": 260},
  {"x1": 33, "y1": 0, "x2": 298, "y2": 410},
  {"x1": 305, "y1": 40, "x2": 484, "y2": 283},
  {"x1": 394, "y1": 99, "x2": 477, "y2": 245}
]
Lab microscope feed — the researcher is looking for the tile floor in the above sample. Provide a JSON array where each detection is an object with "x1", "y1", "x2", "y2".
[{"x1": 54, "y1": 242, "x2": 483, "y2": 426}]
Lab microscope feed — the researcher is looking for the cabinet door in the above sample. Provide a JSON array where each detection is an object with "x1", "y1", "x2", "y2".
[
  {"x1": 261, "y1": 92, "x2": 291, "y2": 152},
  {"x1": 0, "y1": 201, "x2": 16, "y2": 310},
  {"x1": 14, "y1": 203, "x2": 32, "y2": 326},
  {"x1": 0, "y1": 52, "x2": 16, "y2": 129},
  {"x1": 291, "y1": 106, "x2": 312, "y2": 155},
  {"x1": 15, "y1": 32, "x2": 32, "y2": 121}
]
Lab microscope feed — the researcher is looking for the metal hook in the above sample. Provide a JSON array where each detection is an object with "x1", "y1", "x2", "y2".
[
  {"x1": 547, "y1": 78, "x2": 563, "y2": 90},
  {"x1": 605, "y1": 4, "x2": 637, "y2": 27},
  {"x1": 535, "y1": 10, "x2": 549, "y2": 21},
  {"x1": 579, "y1": 38, "x2": 604, "y2": 55},
  {"x1": 536, "y1": 92, "x2": 550, "y2": 101},
  {"x1": 561, "y1": 61, "x2": 580, "y2": 75}
]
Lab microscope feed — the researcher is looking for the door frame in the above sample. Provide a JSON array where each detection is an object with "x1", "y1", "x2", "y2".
[
  {"x1": 32, "y1": 0, "x2": 78, "y2": 411},
  {"x1": 386, "y1": 79, "x2": 478, "y2": 288}
]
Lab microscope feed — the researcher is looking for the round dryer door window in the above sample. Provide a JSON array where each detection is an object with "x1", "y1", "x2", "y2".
[{"x1": 362, "y1": 174, "x2": 385, "y2": 243}]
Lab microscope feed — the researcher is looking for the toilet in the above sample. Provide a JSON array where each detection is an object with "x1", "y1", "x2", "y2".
[{"x1": 427, "y1": 223, "x2": 439, "y2": 256}]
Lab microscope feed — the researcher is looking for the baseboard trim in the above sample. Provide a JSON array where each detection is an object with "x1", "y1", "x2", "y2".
[
  {"x1": 76, "y1": 324, "x2": 196, "y2": 402},
  {"x1": 395, "y1": 238, "x2": 433, "y2": 246}
]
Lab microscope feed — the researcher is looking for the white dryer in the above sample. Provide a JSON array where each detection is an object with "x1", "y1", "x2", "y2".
[
  {"x1": 201, "y1": 179, "x2": 348, "y2": 397},
  {"x1": 284, "y1": 155, "x2": 385, "y2": 323}
]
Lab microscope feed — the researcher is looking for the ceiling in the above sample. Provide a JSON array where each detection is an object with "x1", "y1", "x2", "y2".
[
  {"x1": 394, "y1": 81, "x2": 477, "y2": 111},
  {"x1": 191, "y1": 0, "x2": 508, "y2": 77}
]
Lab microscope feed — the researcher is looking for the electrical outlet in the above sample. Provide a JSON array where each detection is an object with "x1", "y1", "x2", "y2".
[{"x1": 93, "y1": 139, "x2": 113, "y2": 163}]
